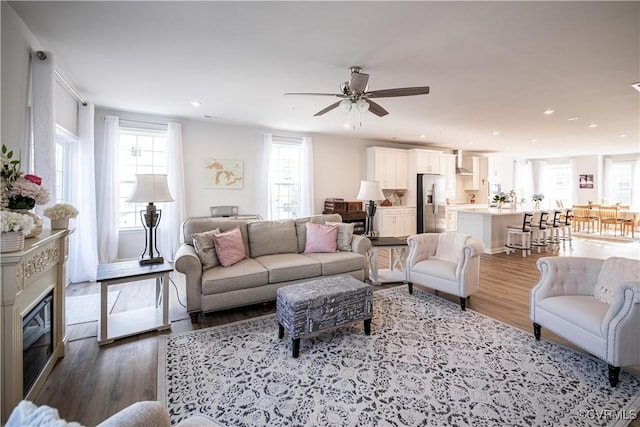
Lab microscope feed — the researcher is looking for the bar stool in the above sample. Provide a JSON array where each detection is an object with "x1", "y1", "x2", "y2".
[
  {"x1": 530, "y1": 211, "x2": 550, "y2": 253},
  {"x1": 546, "y1": 210, "x2": 562, "y2": 251},
  {"x1": 559, "y1": 209, "x2": 573, "y2": 249},
  {"x1": 506, "y1": 212, "x2": 533, "y2": 257}
]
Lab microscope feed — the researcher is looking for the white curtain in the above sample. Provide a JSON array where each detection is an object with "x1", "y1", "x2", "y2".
[
  {"x1": 568, "y1": 159, "x2": 577, "y2": 207},
  {"x1": 633, "y1": 157, "x2": 640, "y2": 211},
  {"x1": 159, "y1": 122, "x2": 187, "y2": 260},
  {"x1": 27, "y1": 50, "x2": 56, "y2": 212},
  {"x1": 603, "y1": 157, "x2": 615, "y2": 203},
  {"x1": 68, "y1": 103, "x2": 99, "y2": 282},
  {"x1": 300, "y1": 136, "x2": 315, "y2": 216},
  {"x1": 262, "y1": 133, "x2": 274, "y2": 219},
  {"x1": 97, "y1": 115, "x2": 120, "y2": 263},
  {"x1": 514, "y1": 160, "x2": 534, "y2": 206}
]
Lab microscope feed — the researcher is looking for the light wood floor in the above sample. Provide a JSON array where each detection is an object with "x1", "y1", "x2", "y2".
[{"x1": 35, "y1": 236, "x2": 640, "y2": 426}]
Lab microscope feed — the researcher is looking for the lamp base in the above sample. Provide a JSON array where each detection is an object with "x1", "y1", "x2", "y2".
[{"x1": 139, "y1": 256, "x2": 164, "y2": 265}]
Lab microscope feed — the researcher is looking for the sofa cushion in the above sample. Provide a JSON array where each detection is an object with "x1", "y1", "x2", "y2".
[
  {"x1": 182, "y1": 218, "x2": 250, "y2": 255},
  {"x1": 192, "y1": 229, "x2": 220, "y2": 269},
  {"x1": 211, "y1": 228, "x2": 246, "y2": 267},
  {"x1": 433, "y1": 232, "x2": 469, "y2": 263},
  {"x1": 254, "y1": 253, "x2": 321, "y2": 283},
  {"x1": 412, "y1": 258, "x2": 457, "y2": 281},
  {"x1": 248, "y1": 219, "x2": 298, "y2": 257},
  {"x1": 536, "y1": 295, "x2": 609, "y2": 337},
  {"x1": 326, "y1": 221, "x2": 355, "y2": 251},
  {"x1": 201, "y1": 258, "x2": 268, "y2": 294},
  {"x1": 594, "y1": 257, "x2": 640, "y2": 304},
  {"x1": 295, "y1": 214, "x2": 343, "y2": 253},
  {"x1": 304, "y1": 222, "x2": 338, "y2": 253},
  {"x1": 304, "y1": 252, "x2": 365, "y2": 276}
]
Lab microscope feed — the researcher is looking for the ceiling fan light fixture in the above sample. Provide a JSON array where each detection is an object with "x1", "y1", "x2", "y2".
[
  {"x1": 356, "y1": 99, "x2": 369, "y2": 113},
  {"x1": 339, "y1": 99, "x2": 353, "y2": 113}
]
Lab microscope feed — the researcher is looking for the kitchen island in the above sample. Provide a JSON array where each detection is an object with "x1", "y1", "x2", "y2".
[{"x1": 456, "y1": 207, "x2": 525, "y2": 254}]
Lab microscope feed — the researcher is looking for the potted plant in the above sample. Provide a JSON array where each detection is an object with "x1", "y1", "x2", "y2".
[
  {"x1": 43, "y1": 203, "x2": 79, "y2": 229},
  {"x1": 1, "y1": 210, "x2": 35, "y2": 252}
]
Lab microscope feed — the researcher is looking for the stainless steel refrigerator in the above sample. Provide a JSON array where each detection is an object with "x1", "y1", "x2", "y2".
[{"x1": 417, "y1": 174, "x2": 446, "y2": 233}]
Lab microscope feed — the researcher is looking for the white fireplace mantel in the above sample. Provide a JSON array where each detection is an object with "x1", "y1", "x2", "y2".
[{"x1": 1, "y1": 229, "x2": 72, "y2": 423}]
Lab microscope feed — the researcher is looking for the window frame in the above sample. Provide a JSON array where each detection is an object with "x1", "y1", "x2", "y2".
[{"x1": 269, "y1": 138, "x2": 303, "y2": 220}]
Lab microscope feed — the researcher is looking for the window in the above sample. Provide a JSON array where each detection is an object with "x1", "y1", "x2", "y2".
[
  {"x1": 55, "y1": 126, "x2": 76, "y2": 204},
  {"x1": 610, "y1": 161, "x2": 633, "y2": 205},
  {"x1": 542, "y1": 162, "x2": 572, "y2": 207},
  {"x1": 268, "y1": 139, "x2": 302, "y2": 220},
  {"x1": 118, "y1": 128, "x2": 168, "y2": 228}
]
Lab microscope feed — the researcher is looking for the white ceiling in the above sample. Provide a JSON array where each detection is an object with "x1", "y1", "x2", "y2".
[{"x1": 10, "y1": 1, "x2": 640, "y2": 158}]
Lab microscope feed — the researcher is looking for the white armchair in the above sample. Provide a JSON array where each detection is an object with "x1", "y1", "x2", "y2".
[
  {"x1": 405, "y1": 232, "x2": 485, "y2": 310},
  {"x1": 530, "y1": 256, "x2": 640, "y2": 387}
]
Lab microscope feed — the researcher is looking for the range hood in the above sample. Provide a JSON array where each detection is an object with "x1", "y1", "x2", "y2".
[{"x1": 453, "y1": 150, "x2": 473, "y2": 176}]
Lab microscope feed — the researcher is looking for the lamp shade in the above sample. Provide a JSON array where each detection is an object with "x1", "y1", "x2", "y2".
[
  {"x1": 356, "y1": 180, "x2": 384, "y2": 201},
  {"x1": 127, "y1": 174, "x2": 174, "y2": 203}
]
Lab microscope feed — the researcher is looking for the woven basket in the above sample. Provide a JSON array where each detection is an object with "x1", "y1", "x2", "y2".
[{"x1": 1, "y1": 231, "x2": 25, "y2": 253}]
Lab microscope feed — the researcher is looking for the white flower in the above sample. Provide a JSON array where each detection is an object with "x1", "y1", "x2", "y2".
[
  {"x1": 43, "y1": 203, "x2": 79, "y2": 220},
  {"x1": 1, "y1": 211, "x2": 35, "y2": 235}
]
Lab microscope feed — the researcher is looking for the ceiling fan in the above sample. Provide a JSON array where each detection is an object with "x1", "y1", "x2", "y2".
[{"x1": 285, "y1": 66, "x2": 430, "y2": 117}]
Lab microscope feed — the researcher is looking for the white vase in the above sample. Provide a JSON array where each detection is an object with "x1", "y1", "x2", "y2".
[
  {"x1": 51, "y1": 218, "x2": 69, "y2": 230},
  {"x1": 1, "y1": 231, "x2": 25, "y2": 253}
]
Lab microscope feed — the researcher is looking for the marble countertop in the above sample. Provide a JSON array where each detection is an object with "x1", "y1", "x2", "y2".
[{"x1": 456, "y1": 207, "x2": 526, "y2": 216}]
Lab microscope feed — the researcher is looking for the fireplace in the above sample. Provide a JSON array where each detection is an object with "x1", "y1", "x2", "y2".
[{"x1": 22, "y1": 292, "x2": 54, "y2": 396}]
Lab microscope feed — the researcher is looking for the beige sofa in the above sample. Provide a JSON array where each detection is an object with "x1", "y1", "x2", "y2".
[{"x1": 175, "y1": 214, "x2": 371, "y2": 322}]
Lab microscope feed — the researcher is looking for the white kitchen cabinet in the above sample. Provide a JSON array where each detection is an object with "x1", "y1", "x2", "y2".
[
  {"x1": 375, "y1": 207, "x2": 415, "y2": 237},
  {"x1": 440, "y1": 154, "x2": 456, "y2": 200},
  {"x1": 367, "y1": 147, "x2": 408, "y2": 189},
  {"x1": 446, "y1": 209, "x2": 458, "y2": 231},
  {"x1": 409, "y1": 149, "x2": 441, "y2": 174}
]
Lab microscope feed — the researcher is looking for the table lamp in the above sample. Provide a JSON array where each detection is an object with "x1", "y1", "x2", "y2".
[
  {"x1": 127, "y1": 174, "x2": 174, "y2": 264},
  {"x1": 356, "y1": 180, "x2": 385, "y2": 239}
]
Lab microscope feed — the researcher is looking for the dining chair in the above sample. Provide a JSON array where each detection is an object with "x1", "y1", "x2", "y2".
[
  {"x1": 572, "y1": 205, "x2": 595, "y2": 233},
  {"x1": 599, "y1": 206, "x2": 624, "y2": 236}
]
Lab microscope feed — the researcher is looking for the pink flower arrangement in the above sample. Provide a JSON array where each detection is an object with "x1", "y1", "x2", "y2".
[{"x1": 1, "y1": 145, "x2": 50, "y2": 210}]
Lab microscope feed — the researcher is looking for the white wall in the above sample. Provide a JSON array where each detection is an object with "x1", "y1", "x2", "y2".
[{"x1": 1, "y1": 2, "x2": 43, "y2": 154}]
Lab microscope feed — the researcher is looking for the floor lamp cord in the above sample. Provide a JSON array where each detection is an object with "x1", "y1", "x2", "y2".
[{"x1": 169, "y1": 272, "x2": 187, "y2": 308}]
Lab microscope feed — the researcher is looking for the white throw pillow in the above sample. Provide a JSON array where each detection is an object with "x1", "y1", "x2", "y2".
[
  {"x1": 432, "y1": 232, "x2": 468, "y2": 264},
  {"x1": 594, "y1": 257, "x2": 640, "y2": 304},
  {"x1": 326, "y1": 221, "x2": 355, "y2": 251}
]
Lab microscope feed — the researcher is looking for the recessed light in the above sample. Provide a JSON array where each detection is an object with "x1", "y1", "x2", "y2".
[
  {"x1": 343, "y1": 123, "x2": 351, "y2": 128},
  {"x1": 632, "y1": 82, "x2": 640, "y2": 92},
  {"x1": 587, "y1": 123, "x2": 598, "y2": 128},
  {"x1": 419, "y1": 134, "x2": 426, "y2": 139},
  {"x1": 190, "y1": 100, "x2": 202, "y2": 107},
  {"x1": 619, "y1": 134, "x2": 628, "y2": 138},
  {"x1": 492, "y1": 131, "x2": 500, "y2": 135},
  {"x1": 468, "y1": 141, "x2": 474, "y2": 145},
  {"x1": 505, "y1": 147, "x2": 511, "y2": 150},
  {"x1": 532, "y1": 139, "x2": 538, "y2": 142},
  {"x1": 567, "y1": 117, "x2": 579, "y2": 121},
  {"x1": 543, "y1": 109, "x2": 555, "y2": 115}
]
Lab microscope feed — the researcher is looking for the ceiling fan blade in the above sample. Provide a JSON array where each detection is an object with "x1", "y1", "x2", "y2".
[
  {"x1": 349, "y1": 72, "x2": 369, "y2": 94},
  {"x1": 365, "y1": 86, "x2": 430, "y2": 98},
  {"x1": 366, "y1": 99, "x2": 389, "y2": 117},
  {"x1": 285, "y1": 92, "x2": 347, "y2": 98},
  {"x1": 314, "y1": 101, "x2": 342, "y2": 116}
]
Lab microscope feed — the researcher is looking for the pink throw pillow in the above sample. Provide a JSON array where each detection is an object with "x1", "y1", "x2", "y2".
[
  {"x1": 304, "y1": 222, "x2": 338, "y2": 253},
  {"x1": 212, "y1": 228, "x2": 246, "y2": 267}
]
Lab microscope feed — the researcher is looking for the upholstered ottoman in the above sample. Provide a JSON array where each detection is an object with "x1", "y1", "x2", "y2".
[{"x1": 276, "y1": 275, "x2": 373, "y2": 358}]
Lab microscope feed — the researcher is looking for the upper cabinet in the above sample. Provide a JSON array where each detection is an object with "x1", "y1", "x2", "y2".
[
  {"x1": 487, "y1": 156, "x2": 503, "y2": 183},
  {"x1": 439, "y1": 153, "x2": 456, "y2": 200},
  {"x1": 366, "y1": 147, "x2": 408, "y2": 189},
  {"x1": 409, "y1": 149, "x2": 441, "y2": 175}
]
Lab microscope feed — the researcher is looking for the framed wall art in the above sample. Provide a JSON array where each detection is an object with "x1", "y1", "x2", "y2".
[
  {"x1": 204, "y1": 158, "x2": 244, "y2": 189},
  {"x1": 578, "y1": 174, "x2": 593, "y2": 189}
]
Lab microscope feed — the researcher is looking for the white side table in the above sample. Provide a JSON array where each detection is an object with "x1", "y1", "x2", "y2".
[
  {"x1": 367, "y1": 236, "x2": 408, "y2": 285},
  {"x1": 96, "y1": 260, "x2": 172, "y2": 345}
]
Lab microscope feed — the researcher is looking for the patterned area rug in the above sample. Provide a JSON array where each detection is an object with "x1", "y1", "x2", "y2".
[
  {"x1": 158, "y1": 287, "x2": 640, "y2": 426},
  {"x1": 66, "y1": 291, "x2": 120, "y2": 325}
]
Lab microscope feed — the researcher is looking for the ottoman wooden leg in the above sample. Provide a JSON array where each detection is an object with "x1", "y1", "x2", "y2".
[
  {"x1": 292, "y1": 338, "x2": 300, "y2": 358},
  {"x1": 364, "y1": 318, "x2": 371, "y2": 335},
  {"x1": 278, "y1": 322, "x2": 284, "y2": 339}
]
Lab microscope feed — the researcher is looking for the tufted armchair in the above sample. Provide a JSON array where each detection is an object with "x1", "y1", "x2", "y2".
[
  {"x1": 405, "y1": 232, "x2": 485, "y2": 310},
  {"x1": 530, "y1": 256, "x2": 640, "y2": 386}
]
